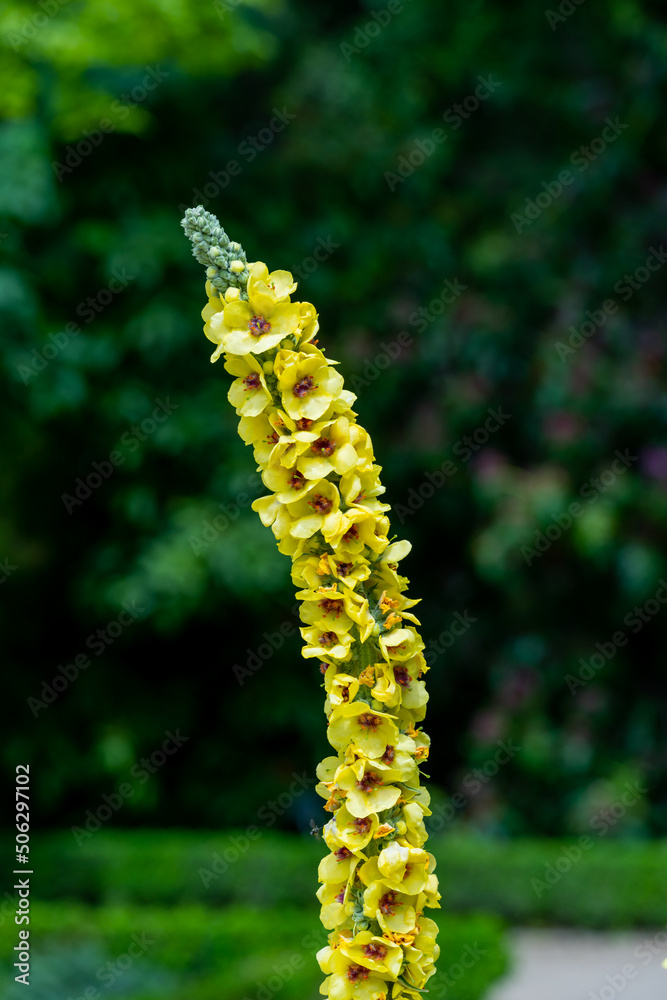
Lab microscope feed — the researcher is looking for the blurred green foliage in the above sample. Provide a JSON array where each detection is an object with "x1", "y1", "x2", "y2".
[
  {"x1": 2, "y1": 0, "x2": 667, "y2": 835},
  {"x1": 0, "y1": 901, "x2": 507, "y2": 1000},
  {"x1": 25, "y1": 829, "x2": 667, "y2": 928}
]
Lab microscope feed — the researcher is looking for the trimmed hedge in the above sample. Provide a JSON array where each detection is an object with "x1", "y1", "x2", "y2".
[
  {"x1": 18, "y1": 830, "x2": 667, "y2": 927},
  {"x1": 0, "y1": 904, "x2": 507, "y2": 1000}
]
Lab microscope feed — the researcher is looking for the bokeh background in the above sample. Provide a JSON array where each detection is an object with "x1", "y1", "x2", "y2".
[{"x1": 2, "y1": 0, "x2": 667, "y2": 996}]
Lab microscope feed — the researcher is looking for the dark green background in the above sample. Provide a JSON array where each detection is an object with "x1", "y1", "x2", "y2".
[{"x1": 2, "y1": 0, "x2": 666, "y2": 839}]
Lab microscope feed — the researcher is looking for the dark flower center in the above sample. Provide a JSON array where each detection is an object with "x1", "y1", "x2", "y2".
[
  {"x1": 295, "y1": 417, "x2": 313, "y2": 430},
  {"x1": 358, "y1": 712, "x2": 381, "y2": 731},
  {"x1": 248, "y1": 314, "x2": 271, "y2": 337},
  {"x1": 381, "y1": 744, "x2": 395, "y2": 764},
  {"x1": 288, "y1": 471, "x2": 306, "y2": 491},
  {"x1": 393, "y1": 666, "x2": 411, "y2": 687},
  {"x1": 293, "y1": 375, "x2": 316, "y2": 397},
  {"x1": 379, "y1": 891, "x2": 398, "y2": 915},
  {"x1": 357, "y1": 771, "x2": 382, "y2": 793},
  {"x1": 336, "y1": 561, "x2": 353, "y2": 577},
  {"x1": 347, "y1": 964, "x2": 369, "y2": 983},
  {"x1": 353, "y1": 816, "x2": 372, "y2": 834},
  {"x1": 334, "y1": 846, "x2": 352, "y2": 861},
  {"x1": 319, "y1": 631, "x2": 338, "y2": 648},
  {"x1": 319, "y1": 598, "x2": 343, "y2": 618},
  {"x1": 364, "y1": 943, "x2": 387, "y2": 960},
  {"x1": 308, "y1": 494, "x2": 333, "y2": 514},
  {"x1": 242, "y1": 373, "x2": 261, "y2": 390},
  {"x1": 311, "y1": 437, "x2": 335, "y2": 456}
]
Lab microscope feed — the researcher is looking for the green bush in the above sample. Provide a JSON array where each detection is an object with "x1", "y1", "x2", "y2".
[
  {"x1": 21, "y1": 830, "x2": 667, "y2": 927},
  {"x1": 0, "y1": 903, "x2": 507, "y2": 1000},
  {"x1": 2, "y1": 0, "x2": 667, "y2": 837}
]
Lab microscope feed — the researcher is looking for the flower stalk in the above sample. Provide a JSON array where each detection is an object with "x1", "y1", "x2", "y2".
[{"x1": 182, "y1": 207, "x2": 440, "y2": 999}]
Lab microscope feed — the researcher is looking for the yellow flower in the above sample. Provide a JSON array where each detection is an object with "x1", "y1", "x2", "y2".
[
  {"x1": 316, "y1": 880, "x2": 352, "y2": 930},
  {"x1": 260, "y1": 463, "x2": 320, "y2": 504},
  {"x1": 327, "y1": 510, "x2": 390, "y2": 558},
  {"x1": 327, "y1": 703, "x2": 399, "y2": 759},
  {"x1": 213, "y1": 267, "x2": 301, "y2": 355},
  {"x1": 332, "y1": 802, "x2": 379, "y2": 851},
  {"x1": 378, "y1": 627, "x2": 424, "y2": 663},
  {"x1": 358, "y1": 665, "x2": 377, "y2": 687},
  {"x1": 285, "y1": 480, "x2": 342, "y2": 539},
  {"x1": 339, "y1": 930, "x2": 404, "y2": 980},
  {"x1": 298, "y1": 301, "x2": 320, "y2": 343},
  {"x1": 327, "y1": 673, "x2": 360, "y2": 707},
  {"x1": 224, "y1": 355, "x2": 273, "y2": 415},
  {"x1": 323, "y1": 949, "x2": 390, "y2": 1000},
  {"x1": 247, "y1": 261, "x2": 297, "y2": 301},
  {"x1": 361, "y1": 880, "x2": 419, "y2": 935},
  {"x1": 376, "y1": 841, "x2": 435, "y2": 895},
  {"x1": 296, "y1": 416, "x2": 360, "y2": 479},
  {"x1": 318, "y1": 846, "x2": 363, "y2": 884},
  {"x1": 336, "y1": 762, "x2": 401, "y2": 817},
  {"x1": 277, "y1": 350, "x2": 345, "y2": 421},
  {"x1": 401, "y1": 802, "x2": 429, "y2": 847},
  {"x1": 301, "y1": 624, "x2": 353, "y2": 661},
  {"x1": 340, "y1": 469, "x2": 391, "y2": 516}
]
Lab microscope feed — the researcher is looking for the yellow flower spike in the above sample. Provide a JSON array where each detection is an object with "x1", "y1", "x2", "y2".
[{"x1": 181, "y1": 206, "x2": 440, "y2": 994}]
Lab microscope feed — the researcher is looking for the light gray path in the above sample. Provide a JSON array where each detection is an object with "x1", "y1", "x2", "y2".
[{"x1": 486, "y1": 928, "x2": 667, "y2": 1000}]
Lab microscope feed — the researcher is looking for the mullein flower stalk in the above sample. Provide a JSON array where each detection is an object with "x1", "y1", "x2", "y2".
[{"x1": 182, "y1": 207, "x2": 440, "y2": 999}]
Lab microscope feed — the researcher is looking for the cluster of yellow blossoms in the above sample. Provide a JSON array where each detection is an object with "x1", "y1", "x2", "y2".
[{"x1": 182, "y1": 207, "x2": 440, "y2": 999}]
